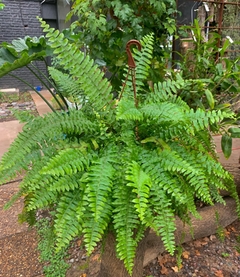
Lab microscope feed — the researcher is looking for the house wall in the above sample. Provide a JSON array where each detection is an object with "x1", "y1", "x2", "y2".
[
  {"x1": 0, "y1": 0, "x2": 57, "y2": 91},
  {"x1": 57, "y1": 0, "x2": 71, "y2": 30}
]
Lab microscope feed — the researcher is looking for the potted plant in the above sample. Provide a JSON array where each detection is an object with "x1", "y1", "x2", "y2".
[{"x1": 0, "y1": 22, "x2": 240, "y2": 277}]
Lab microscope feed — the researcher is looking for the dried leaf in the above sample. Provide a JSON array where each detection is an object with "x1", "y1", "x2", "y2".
[
  {"x1": 229, "y1": 226, "x2": 236, "y2": 232},
  {"x1": 194, "y1": 237, "x2": 209, "y2": 247},
  {"x1": 195, "y1": 250, "x2": 201, "y2": 256},
  {"x1": 77, "y1": 239, "x2": 83, "y2": 247},
  {"x1": 158, "y1": 255, "x2": 170, "y2": 275},
  {"x1": 91, "y1": 253, "x2": 100, "y2": 261},
  {"x1": 214, "y1": 270, "x2": 224, "y2": 277},
  {"x1": 224, "y1": 229, "x2": 230, "y2": 238},
  {"x1": 80, "y1": 274, "x2": 87, "y2": 277},
  {"x1": 182, "y1": 251, "x2": 190, "y2": 259},
  {"x1": 171, "y1": 265, "x2": 182, "y2": 272},
  {"x1": 234, "y1": 250, "x2": 240, "y2": 256},
  {"x1": 209, "y1": 235, "x2": 216, "y2": 241},
  {"x1": 160, "y1": 265, "x2": 169, "y2": 275}
]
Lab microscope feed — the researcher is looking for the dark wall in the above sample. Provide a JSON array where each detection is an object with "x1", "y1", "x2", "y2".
[
  {"x1": 173, "y1": 0, "x2": 198, "y2": 64},
  {"x1": 0, "y1": 0, "x2": 57, "y2": 90}
]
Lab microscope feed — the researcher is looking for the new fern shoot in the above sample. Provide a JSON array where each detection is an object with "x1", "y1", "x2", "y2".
[{"x1": 0, "y1": 21, "x2": 240, "y2": 277}]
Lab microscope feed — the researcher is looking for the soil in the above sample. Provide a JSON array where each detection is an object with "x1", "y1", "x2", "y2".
[
  {"x1": 65, "y1": 219, "x2": 240, "y2": 277},
  {"x1": 1, "y1": 94, "x2": 240, "y2": 277},
  {"x1": 143, "y1": 220, "x2": 240, "y2": 277},
  {"x1": 1, "y1": 180, "x2": 240, "y2": 277}
]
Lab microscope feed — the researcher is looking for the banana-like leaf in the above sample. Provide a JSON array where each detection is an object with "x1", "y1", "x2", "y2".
[{"x1": 0, "y1": 36, "x2": 48, "y2": 77}]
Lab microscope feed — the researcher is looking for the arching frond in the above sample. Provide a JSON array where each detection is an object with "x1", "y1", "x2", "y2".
[
  {"x1": 39, "y1": 19, "x2": 115, "y2": 121},
  {"x1": 113, "y1": 182, "x2": 140, "y2": 274},
  {"x1": 54, "y1": 190, "x2": 85, "y2": 251},
  {"x1": 83, "y1": 149, "x2": 116, "y2": 254}
]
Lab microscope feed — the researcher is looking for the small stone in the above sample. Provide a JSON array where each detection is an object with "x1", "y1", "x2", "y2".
[
  {"x1": 18, "y1": 103, "x2": 27, "y2": 107},
  {"x1": 81, "y1": 254, "x2": 87, "y2": 260}
]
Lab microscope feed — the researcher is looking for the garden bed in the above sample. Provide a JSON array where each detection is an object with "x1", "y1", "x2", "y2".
[{"x1": 0, "y1": 91, "x2": 38, "y2": 122}]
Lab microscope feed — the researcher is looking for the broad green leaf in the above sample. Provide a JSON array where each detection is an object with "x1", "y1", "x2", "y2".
[
  {"x1": 221, "y1": 134, "x2": 232, "y2": 159},
  {"x1": 228, "y1": 127, "x2": 240, "y2": 138},
  {"x1": 205, "y1": 89, "x2": 215, "y2": 109}
]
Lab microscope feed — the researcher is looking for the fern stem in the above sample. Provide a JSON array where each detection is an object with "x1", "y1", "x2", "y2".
[
  {"x1": 8, "y1": 73, "x2": 56, "y2": 112},
  {"x1": 26, "y1": 64, "x2": 66, "y2": 111},
  {"x1": 30, "y1": 60, "x2": 69, "y2": 109},
  {"x1": 131, "y1": 68, "x2": 139, "y2": 140}
]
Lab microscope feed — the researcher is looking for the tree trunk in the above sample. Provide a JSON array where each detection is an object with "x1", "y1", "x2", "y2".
[{"x1": 97, "y1": 229, "x2": 149, "y2": 277}]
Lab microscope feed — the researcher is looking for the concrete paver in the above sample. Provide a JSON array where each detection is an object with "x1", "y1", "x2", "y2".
[
  {"x1": 0, "y1": 121, "x2": 24, "y2": 160},
  {"x1": 0, "y1": 90, "x2": 53, "y2": 159},
  {"x1": 213, "y1": 135, "x2": 240, "y2": 164},
  {"x1": 30, "y1": 90, "x2": 53, "y2": 116}
]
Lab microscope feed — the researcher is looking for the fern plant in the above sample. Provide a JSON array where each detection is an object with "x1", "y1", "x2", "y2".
[{"x1": 0, "y1": 21, "x2": 240, "y2": 277}]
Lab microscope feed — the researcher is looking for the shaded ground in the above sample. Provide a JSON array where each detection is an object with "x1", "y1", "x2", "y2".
[
  {"x1": 2, "y1": 180, "x2": 240, "y2": 277},
  {"x1": 65, "y1": 219, "x2": 240, "y2": 277},
  {"x1": 143, "y1": 220, "x2": 240, "y2": 277},
  {"x1": 0, "y1": 180, "x2": 44, "y2": 277}
]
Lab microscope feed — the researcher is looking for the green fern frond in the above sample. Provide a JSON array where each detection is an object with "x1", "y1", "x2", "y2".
[
  {"x1": 188, "y1": 109, "x2": 235, "y2": 132},
  {"x1": 140, "y1": 102, "x2": 189, "y2": 123},
  {"x1": 39, "y1": 19, "x2": 115, "y2": 120},
  {"x1": 159, "y1": 149, "x2": 213, "y2": 205},
  {"x1": 0, "y1": 110, "x2": 98, "y2": 182},
  {"x1": 83, "y1": 150, "x2": 116, "y2": 254},
  {"x1": 139, "y1": 149, "x2": 199, "y2": 218},
  {"x1": 147, "y1": 75, "x2": 186, "y2": 104},
  {"x1": 54, "y1": 190, "x2": 84, "y2": 251},
  {"x1": 41, "y1": 148, "x2": 92, "y2": 177},
  {"x1": 19, "y1": 156, "x2": 54, "y2": 191},
  {"x1": 48, "y1": 67, "x2": 85, "y2": 107},
  {"x1": 116, "y1": 98, "x2": 143, "y2": 121},
  {"x1": 113, "y1": 183, "x2": 140, "y2": 274},
  {"x1": 126, "y1": 161, "x2": 151, "y2": 221},
  {"x1": 140, "y1": 150, "x2": 187, "y2": 205},
  {"x1": 27, "y1": 187, "x2": 59, "y2": 211},
  {"x1": 48, "y1": 174, "x2": 83, "y2": 193},
  {"x1": 85, "y1": 156, "x2": 115, "y2": 221},
  {"x1": 149, "y1": 188, "x2": 176, "y2": 255},
  {"x1": 134, "y1": 33, "x2": 154, "y2": 88},
  {"x1": 4, "y1": 189, "x2": 24, "y2": 210}
]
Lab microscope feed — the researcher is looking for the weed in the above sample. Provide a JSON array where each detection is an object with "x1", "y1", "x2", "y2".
[
  {"x1": 36, "y1": 217, "x2": 70, "y2": 277},
  {"x1": 176, "y1": 245, "x2": 183, "y2": 269},
  {"x1": 0, "y1": 92, "x2": 19, "y2": 102},
  {"x1": 215, "y1": 211, "x2": 225, "y2": 242},
  {"x1": 235, "y1": 235, "x2": 240, "y2": 253},
  {"x1": 221, "y1": 252, "x2": 230, "y2": 258},
  {"x1": 236, "y1": 235, "x2": 240, "y2": 244},
  {"x1": 235, "y1": 245, "x2": 240, "y2": 253},
  {"x1": 0, "y1": 91, "x2": 32, "y2": 103}
]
